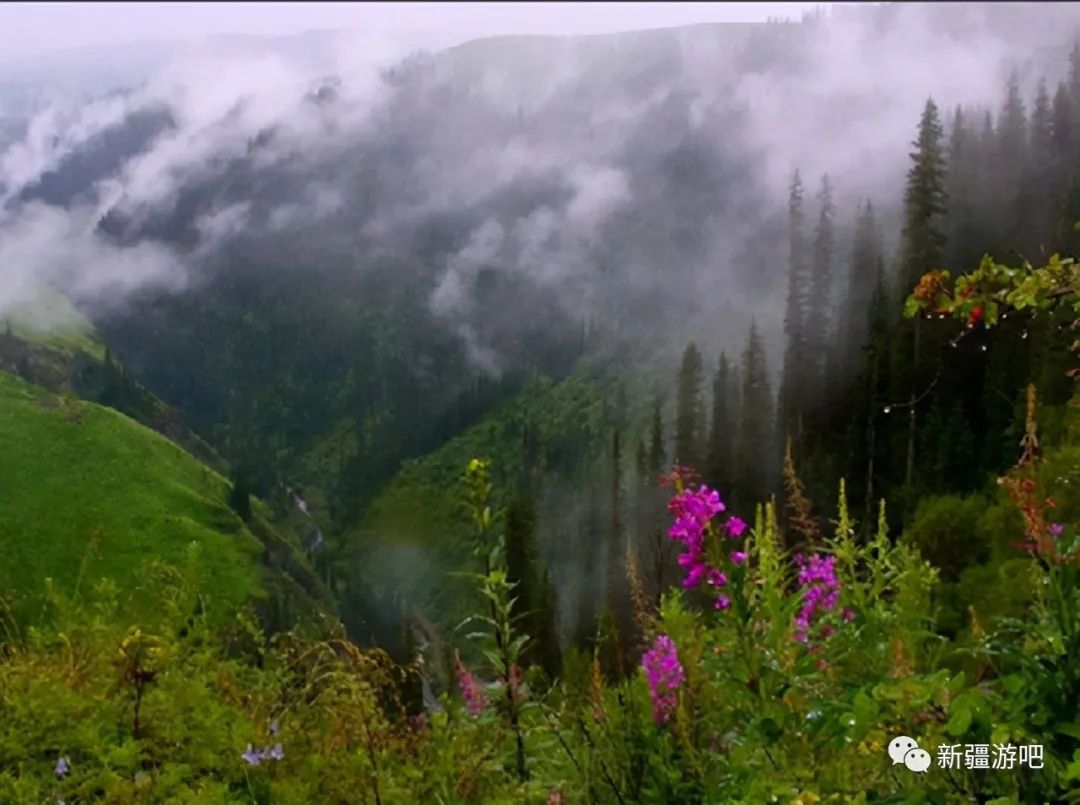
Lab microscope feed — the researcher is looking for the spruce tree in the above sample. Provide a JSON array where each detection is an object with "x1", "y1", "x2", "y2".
[
  {"x1": 900, "y1": 97, "x2": 948, "y2": 290},
  {"x1": 894, "y1": 98, "x2": 948, "y2": 523},
  {"x1": 1053, "y1": 81, "x2": 1074, "y2": 167},
  {"x1": 705, "y1": 352, "x2": 734, "y2": 493},
  {"x1": 505, "y1": 491, "x2": 561, "y2": 675},
  {"x1": 1029, "y1": 78, "x2": 1055, "y2": 255},
  {"x1": 674, "y1": 342, "x2": 704, "y2": 469},
  {"x1": 648, "y1": 402, "x2": 664, "y2": 475},
  {"x1": 838, "y1": 199, "x2": 880, "y2": 383},
  {"x1": 735, "y1": 321, "x2": 773, "y2": 509},
  {"x1": 806, "y1": 173, "x2": 836, "y2": 411},
  {"x1": 779, "y1": 170, "x2": 809, "y2": 442},
  {"x1": 946, "y1": 106, "x2": 981, "y2": 269}
]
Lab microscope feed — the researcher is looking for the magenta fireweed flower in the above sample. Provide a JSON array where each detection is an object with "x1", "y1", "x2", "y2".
[
  {"x1": 642, "y1": 634, "x2": 685, "y2": 724},
  {"x1": 666, "y1": 483, "x2": 748, "y2": 610},
  {"x1": 455, "y1": 655, "x2": 487, "y2": 716},
  {"x1": 793, "y1": 553, "x2": 849, "y2": 650},
  {"x1": 1049, "y1": 522, "x2": 1065, "y2": 538},
  {"x1": 714, "y1": 594, "x2": 731, "y2": 611}
]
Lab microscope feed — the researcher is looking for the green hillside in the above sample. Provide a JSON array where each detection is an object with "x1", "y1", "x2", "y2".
[{"x1": 0, "y1": 370, "x2": 308, "y2": 625}]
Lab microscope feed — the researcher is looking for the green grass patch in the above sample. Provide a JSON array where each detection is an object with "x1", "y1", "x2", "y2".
[{"x1": 0, "y1": 371, "x2": 264, "y2": 625}]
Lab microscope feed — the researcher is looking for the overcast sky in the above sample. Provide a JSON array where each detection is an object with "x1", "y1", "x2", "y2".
[{"x1": 0, "y1": 2, "x2": 832, "y2": 64}]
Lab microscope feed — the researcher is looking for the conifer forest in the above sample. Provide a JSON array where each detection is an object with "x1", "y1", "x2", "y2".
[{"x1": 6, "y1": 2, "x2": 1080, "y2": 802}]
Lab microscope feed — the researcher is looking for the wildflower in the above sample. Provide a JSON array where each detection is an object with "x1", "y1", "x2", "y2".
[
  {"x1": 455, "y1": 652, "x2": 487, "y2": 716},
  {"x1": 265, "y1": 744, "x2": 284, "y2": 761},
  {"x1": 54, "y1": 757, "x2": 70, "y2": 778},
  {"x1": 241, "y1": 744, "x2": 262, "y2": 766},
  {"x1": 1049, "y1": 522, "x2": 1064, "y2": 538},
  {"x1": 642, "y1": 634, "x2": 685, "y2": 725},
  {"x1": 731, "y1": 550, "x2": 747, "y2": 565},
  {"x1": 842, "y1": 608, "x2": 856, "y2": 623},
  {"x1": 714, "y1": 595, "x2": 731, "y2": 611},
  {"x1": 725, "y1": 516, "x2": 747, "y2": 538},
  {"x1": 793, "y1": 553, "x2": 849, "y2": 649}
]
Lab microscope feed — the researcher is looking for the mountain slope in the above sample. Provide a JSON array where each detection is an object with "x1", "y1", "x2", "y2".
[{"x1": 0, "y1": 369, "x2": 333, "y2": 627}]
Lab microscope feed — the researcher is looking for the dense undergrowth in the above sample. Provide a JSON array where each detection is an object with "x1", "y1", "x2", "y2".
[{"x1": 3, "y1": 417, "x2": 1080, "y2": 802}]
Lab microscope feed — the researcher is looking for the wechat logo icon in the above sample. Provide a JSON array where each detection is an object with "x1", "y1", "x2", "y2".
[{"x1": 888, "y1": 735, "x2": 931, "y2": 773}]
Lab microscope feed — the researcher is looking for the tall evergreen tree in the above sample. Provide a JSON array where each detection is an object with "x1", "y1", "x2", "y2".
[
  {"x1": 1028, "y1": 78, "x2": 1056, "y2": 255},
  {"x1": 647, "y1": 402, "x2": 665, "y2": 475},
  {"x1": 505, "y1": 491, "x2": 561, "y2": 677},
  {"x1": 1053, "y1": 81, "x2": 1074, "y2": 160},
  {"x1": 894, "y1": 97, "x2": 948, "y2": 523},
  {"x1": 779, "y1": 170, "x2": 809, "y2": 443},
  {"x1": 807, "y1": 173, "x2": 836, "y2": 411},
  {"x1": 838, "y1": 199, "x2": 880, "y2": 383},
  {"x1": 735, "y1": 321, "x2": 773, "y2": 509},
  {"x1": 705, "y1": 352, "x2": 735, "y2": 492},
  {"x1": 997, "y1": 69, "x2": 1030, "y2": 253},
  {"x1": 946, "y1": 106, "x2": 981, "y2": 269},
  {"x1": 900, "y1": 97, "x2": 948, "y2": 290},
  {"x1": 674, "y1": 342, "x2": 705, "y2": 469}
]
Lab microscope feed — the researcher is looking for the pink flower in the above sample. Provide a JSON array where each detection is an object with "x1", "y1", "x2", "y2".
[
  {"x1": 714, "y1": 595, "x2": 731, "y2": 611},
  {"x1": 725, "y1": 516, "x2": 747, "y2": 538},
  {"x1": 455, "y1": 654, "x2": 487, "y2": 716},
  {"x1": 641, "y1": 635, "x2": 684, "y2": 724},
  {"x1": 731, "y1": 550, "x2": 747, "y2": 565}
]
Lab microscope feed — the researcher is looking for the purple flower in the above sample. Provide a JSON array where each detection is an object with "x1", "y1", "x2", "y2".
[
  {"x1": 725, "y1": 516, "x2": 747, "y2": 538},
  {"x1": 793, "y1": 553, "x2": 850, "y2": 648},
  {"x1": 730, "y1": 550, "x2": 747, "y2": 565},
  {"x1": 241, "y1": 744, "x2": 262, "y2": 766},
  {"x1": 1049, "y1": 523, "x2": 1065, "y2": 538},
  {"x1": 714, "y1": 595, "x2": 731, "y2": 611},
  {"x1": 455, "y1": 654, "x2": 487, "y2": 716},
  {"x1": 54, "y1": 756, "x2": 70, "y2": 778},
  {"x1": 266, "y1": 743, "x2": 284, "y2": 761},
  {"x1": 641, "y1": 634, "x2": 685, "y2": 725}
]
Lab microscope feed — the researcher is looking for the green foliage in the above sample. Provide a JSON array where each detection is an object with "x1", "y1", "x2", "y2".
[{"x1": 904, "y1": 494, "x2": 991, "y2": 582}]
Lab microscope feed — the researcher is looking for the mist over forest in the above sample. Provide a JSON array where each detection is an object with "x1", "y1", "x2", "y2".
[{"x1": 5, "y1": 3, "x2": 1080, "y2": 801}]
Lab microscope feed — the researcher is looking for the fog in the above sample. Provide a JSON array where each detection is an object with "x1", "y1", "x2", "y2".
[{"x1": 1, "y1": 2, "x2": 1079, "y2": 373}]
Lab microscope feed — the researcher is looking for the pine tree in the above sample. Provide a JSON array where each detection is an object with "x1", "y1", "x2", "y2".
[
  {"x1": 806, "y1": 173, "x2": 836, "y2": 412},
  {"x1": 705, "y1": 352, "x2": 735, "y2": 492},
  {"x1": 735, "y1": 321, "x2": 773, "y2": 509},
  {"x1": 946, "y1": 106, "x2": 981, "y2": 269},
  {"x1": 674, "y1": 342, "x2": 704, "y2": 469},
  {"x1": 1069, "y1": 40, "x2": 1080, "y2": 124},
  {"x1": 1028, "y1": 78, "x2": 1056, "y2": 255},
  {"x1": 838, "y1": 199, "x2": 880, "y2": 383},
  {"x1": 998, "y1": 69, "x2": 1030, "y2": 253},
  {"x1": 779, "y1": 170, "x2": 810, "y2": 442},
  {"x1": 1053, "y1": 81, "x2": 1074, "y2": 165},
  {"x1": 648, "y1": 402, "x2": 665, "y2": 474},
  {"x1": 505, "y1": 491, "x2": 561, "y2": 675},
  {"x1": 894, "y1": 98, "x2": 948, "y2": 524},
  {"x1": 900, "y1": 97, "x2": 948, "y2": 290}
]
